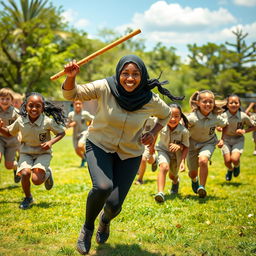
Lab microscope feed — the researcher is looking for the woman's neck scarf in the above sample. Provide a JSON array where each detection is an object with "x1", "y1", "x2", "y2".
[{"x1": 106, "y1": 55, "x2": 184, "y2": 112}]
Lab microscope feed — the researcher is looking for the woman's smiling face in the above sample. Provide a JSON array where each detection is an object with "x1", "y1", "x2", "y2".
[{"x1": 119, "y1": 63, "x2": 141, "y2": 92}]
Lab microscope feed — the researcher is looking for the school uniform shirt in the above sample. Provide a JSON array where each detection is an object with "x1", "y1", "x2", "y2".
[
  {"x1": 0, "y1": 106, "x2": 19, "y2": 135},
  {"x1": 156, "y1": 123, "x2": 189, "y2": 152},
  {"x1": 62, "y1": 79, "x2": 171, "y2": 160},
  {"x1": 0, "y1": 105, "x2": 20, "y2": 144},
  {"x1": 186, "y1": 110, "x2": 227, "y2": 143},
  {"x1": 68, "y1": 110, "x2": 94, "y2": 139},
  {"x1": 221, "y1": 110, "x2": 255, "y2": 137},
  {"x1": 7, "y1": 114, "x2": 65, "y2": 155}
]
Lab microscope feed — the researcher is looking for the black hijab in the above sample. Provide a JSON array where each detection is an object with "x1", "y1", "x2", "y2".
[{"x1": 106, "y1": 55, "x2": 184, "y2": 112}]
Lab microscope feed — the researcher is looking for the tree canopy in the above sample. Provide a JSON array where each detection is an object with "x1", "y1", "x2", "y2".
[{"x1": 0, "y1": 0, "x2": 255, "y2": 106}]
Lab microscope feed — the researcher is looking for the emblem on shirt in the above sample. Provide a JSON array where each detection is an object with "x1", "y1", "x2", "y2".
[
  {"x1": 209, "y1": 127, "x2": 215, "y2": 135},
  {"x1": 237, "y1": 122, "x2": 243, "y2": 129},
  {"x1": 39, "y1": 133, "x2": 47, "y2": 142}
]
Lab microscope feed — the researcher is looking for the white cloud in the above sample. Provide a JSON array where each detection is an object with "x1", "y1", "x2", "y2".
[
  {"x1": 61, "y1": 9, "x2": 89, "y2": 29},
  {"x1": 61, "y1": 9, "x2": 77, "y2": 23},
  {"x1": 76, "y1": 19, "x2": 90, "y2": 29},
  {"x1": 233, "y1": 0, "x2": 256, "y2": 6},
  {"x1": 139, "y1": 22, "x2": 256, "y2": 46},
  {"x1": 131, "y1": 1, "x2": 236, "y2": 32}
]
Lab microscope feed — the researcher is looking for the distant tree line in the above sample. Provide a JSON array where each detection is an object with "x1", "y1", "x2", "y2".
[{"x1": 0, "y1": 0, "x2": 255, "y2": 109}]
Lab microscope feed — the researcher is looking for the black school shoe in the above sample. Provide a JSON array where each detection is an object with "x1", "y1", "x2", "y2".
[
  {"x1": 233, "y1": 166, "x2": 240, "y2": 177},
  {"x1": 96, "y1": 211, "x2": 110, "y2": 244},
  {"x1": 225, "y1": 170, "x2": 233, "y2": 181},
  {"x1": 77, "y1": 224, "x2": 93, "y2": 255},
  {"x1": 44, "y1": 168, "x2": 54, "y2": 190},
  {"x1": 19, "y1": 196, "x2": 34, "y2": 210}
]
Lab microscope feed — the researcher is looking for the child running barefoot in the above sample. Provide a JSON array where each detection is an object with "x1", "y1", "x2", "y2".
[
  {"x1": 0, "y1": 92, "x2": 66, "y2": 209},
  {"x1": 218, "y1": 95, "x2": 256, "y2": 181},
  {"x1": 186, "y1": 90, "x2": 228, "y2": 198},
  {"x1": 154, "y1": 104, "x2": 189, "y2": 202}
]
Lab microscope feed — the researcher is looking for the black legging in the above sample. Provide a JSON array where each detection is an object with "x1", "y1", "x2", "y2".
[{"x1": 85, "y1": 139, "x2": 142, "y2": 230}]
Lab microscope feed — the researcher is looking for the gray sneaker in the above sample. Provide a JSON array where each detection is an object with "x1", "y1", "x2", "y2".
[
  {"x1": 154, "y1": 192, "x2": 165, "y2": 203},
  {"x1": 197, "y1": 185, "x2": 207, "y2": 198},
  {"x1": 44, "y1": 168, "x2": 54, "y2": 190}
]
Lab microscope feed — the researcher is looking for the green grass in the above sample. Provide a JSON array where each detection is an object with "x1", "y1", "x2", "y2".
[{"x1": 0, "y1": 133, "x2": 255, "y2": 256}]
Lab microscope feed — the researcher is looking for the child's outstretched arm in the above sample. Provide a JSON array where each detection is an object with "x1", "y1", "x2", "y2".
[
  {"x1": 236, "y1": 126, "x2": 256, "y2": 135},
  {"x1": 0, "y1": 119, "x2": 12, "y2": 137},
  {"x1": 245, "y1": 102, "x2": 255, "y2": 115},
  {"x1": 40, "y1": 132, "x2": 66, "y2": 150},
  {"x1": 217, "y1": 126, "x2": 227, "y2": 148}
]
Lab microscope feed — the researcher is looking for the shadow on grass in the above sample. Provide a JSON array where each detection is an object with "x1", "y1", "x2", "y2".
[
  {"x1": 32, "y1": 201, "x2": 70, "y2": 208},
  {"x1": 219, "y1": 181, "x2": 243, "y2": 187},
  {"x1": 94, "y1": 243, "x2": 162, "y2": 256},
  {"x1": 0, "y1": 184, "x2": 19, "y2": 191},
  {"x1": 164, "y1": 193, "x2": 227, "y2": 204}
]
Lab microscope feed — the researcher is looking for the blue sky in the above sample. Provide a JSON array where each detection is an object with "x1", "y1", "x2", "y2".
[{"x1": 6, "y1": 0, "x2": 256, "y2": 60}]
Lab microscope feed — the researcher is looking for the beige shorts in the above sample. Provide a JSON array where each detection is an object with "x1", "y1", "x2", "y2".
[
  {"x1": 17, "y1": 153, "x2": 52, "y2": 173},
  {"x1": 0, "y1": 136, "x2": 20, "y2": 162},
  {"x1": 142, "y1": 145, "x2": 153, "y2": 160},
  {"x1": 158, "y1": 150, "x2": 179, "y2": 177},
  {"x1": 187, "y1": 143, "x2": 215, "y2": 171},
  {"x1": 221, "y1": 135, "x2": 244, "y2": 155}
]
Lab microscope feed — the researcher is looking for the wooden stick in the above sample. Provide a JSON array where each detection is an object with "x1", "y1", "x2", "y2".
[{"x1": 50, "y1": 29, "x2": 141, "y2": 80}]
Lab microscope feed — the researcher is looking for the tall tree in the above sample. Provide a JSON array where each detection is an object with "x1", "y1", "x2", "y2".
[
  {"x1": 225, "y1": 28, "x2": 256, "y2": 72},
  {"x1": 0, "y1": 0, "x2": 68, "y2": 94}
]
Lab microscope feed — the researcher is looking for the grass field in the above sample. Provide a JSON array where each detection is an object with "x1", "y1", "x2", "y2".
[{"x1": 0, "y1": 132, "x2": 255, "y2": 256}]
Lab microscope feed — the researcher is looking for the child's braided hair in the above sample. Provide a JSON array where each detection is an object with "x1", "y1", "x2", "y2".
[{"x1": 19, "y1": 92, "x2": 66, "y2": 126}]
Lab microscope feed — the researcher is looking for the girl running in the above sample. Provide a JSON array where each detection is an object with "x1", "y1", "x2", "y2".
[
  {"x1": 186, "y1": 90, "x2": 227, "y2": 198},
  {"x1": 154, "y1": 104, "x2": 189, "y2": 202},
  {"x1": 218, "y1": 95, "x2": 256, "y2": 181},
  {"x1": 0, "y1": 92, "x2": 66, "y2": 209}
]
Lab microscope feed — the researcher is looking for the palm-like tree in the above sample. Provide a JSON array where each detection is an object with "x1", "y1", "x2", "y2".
[
  {"x1": 0, "y1": 0, "x2": 52, "y2": 89},
  {"x1": 1, "y1": 0, "x2": 49, "y2": 25}
]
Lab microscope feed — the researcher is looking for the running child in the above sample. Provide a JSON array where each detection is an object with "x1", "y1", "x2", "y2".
[
  {"x1": 245, "y1": 102, "x2": 256, "y2": 156},
  {"x1": 0, "y1": 88, "x2": 20, "y2": 183},
  {"x1": 154, "y1": 104, "x2": 189, "y2": 202},
  {"x1": 135, "y1": 116, "x2": 158, "y2": 185},
  {"x1": 0, "y1": 92, "x2": 66, "y2": 209},
  {"x1": 186, "y1": 90, "x2": 228, "y2": 198},
  {"x1": 67, "y1": 100, "x2": 94, "y2": 167},
  {"x1": 218, "y1": 95, "x2": 256, "y2": 181},
  {"x1": 13, "y1": 92, "x2": 23, "y2": 109}
]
